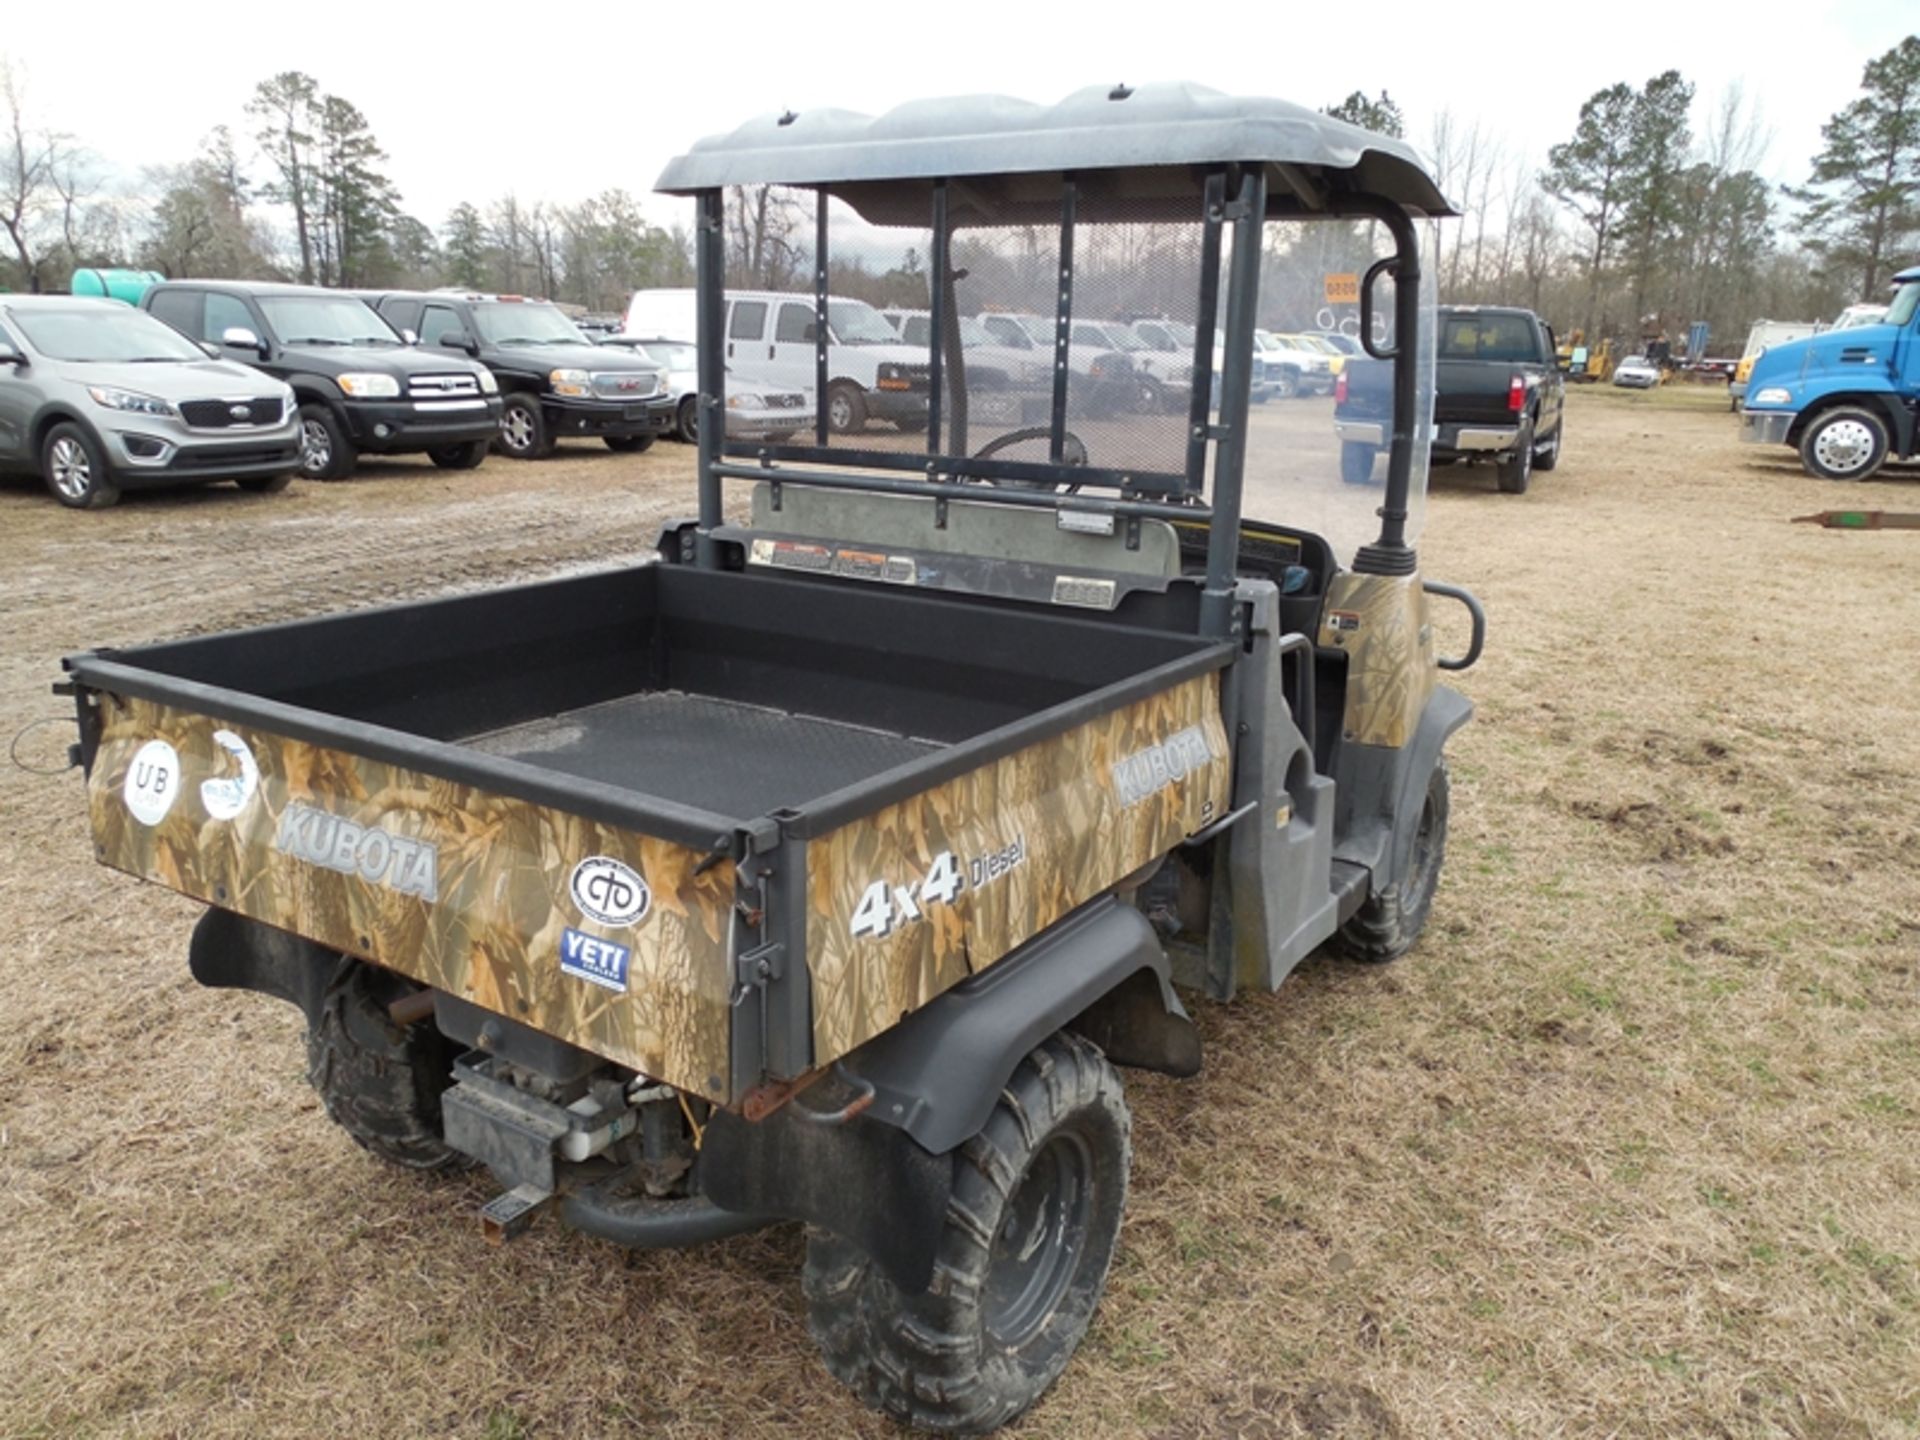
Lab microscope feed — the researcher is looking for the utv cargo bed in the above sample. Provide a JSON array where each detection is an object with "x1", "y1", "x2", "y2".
[{"x1": 70, "y1": 563, "x2": 1234, "y2": 1103}]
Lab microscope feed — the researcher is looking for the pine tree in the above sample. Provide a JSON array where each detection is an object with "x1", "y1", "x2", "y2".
[
  {"x1": 442, "y1": 202, "x2": 488, "y2": 289},
  {"x1": 1541, "y1": 82, "x2": 1638, "y2": 333},
  {"x1": 1617, "y1": 70, "x2": 1695, "y2": 322},
  {"x1": 312, "y1": 93, "x2": 399, "y2": 287},
  {"x1": 246, "y1": 72, "x2": 320, "y2": 284},
  {"x1": 1792, "y1": 34, "x2": 1920, "y2": 299},
  {"x1": 1323, "y1": 91, "x2": 1404, "y2": 139}
]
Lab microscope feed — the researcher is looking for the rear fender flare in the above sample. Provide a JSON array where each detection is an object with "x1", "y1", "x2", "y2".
[
  {"x1": 699, "y1": 896, "x2": 1191, "y2": 1292},
  {"x1": 837, "y1": 896, "x2": 1195, "y2": 1155},
  {"x1": 188, "y1": 906, "x2": 336, "y2": 1026}
]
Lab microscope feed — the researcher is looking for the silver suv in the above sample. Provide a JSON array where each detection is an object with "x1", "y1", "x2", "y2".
[{"x1": 0, "y1": 296, "x2": 300, "y2": 509}]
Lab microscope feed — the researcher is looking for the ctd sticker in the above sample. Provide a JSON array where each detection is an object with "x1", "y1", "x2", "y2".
[
  {"x1": 199, "y1": 729, "x2": 260, "y2": 821},
  {"x1": 569, "y1": 856, "x2": 651, "y2": 926},
  {"x1": 123, "y1": 739, "x2": 182, "y2": 826},
  {"x1": 560, "y1": 927, "x2": 631, "y2": 992}
]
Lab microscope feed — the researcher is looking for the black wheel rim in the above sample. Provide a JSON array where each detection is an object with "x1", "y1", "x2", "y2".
[{"x1": 982, "y1": 1132, "x2": 1093, "y2": 1347}]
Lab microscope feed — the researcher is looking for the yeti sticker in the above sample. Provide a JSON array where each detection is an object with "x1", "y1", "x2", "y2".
[
  {"x1": 569, "y1": 856, "x2": 651, "y2": 927},
  {"x1": 123, "y1": 739, "x2": 181, "y2": 826},
  {"x1": 560, "y1": 927, "x2": 631, "y2": 992}
]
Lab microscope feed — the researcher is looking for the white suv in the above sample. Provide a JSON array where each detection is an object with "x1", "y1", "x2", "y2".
[{"x1": 623, "y1": 288, "x2": 929, "y2": 435}]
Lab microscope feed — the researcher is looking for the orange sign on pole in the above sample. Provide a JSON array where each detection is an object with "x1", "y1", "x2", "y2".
[{"x1": 1324, "y1": 273, "x2": 1360, "y2": 306}]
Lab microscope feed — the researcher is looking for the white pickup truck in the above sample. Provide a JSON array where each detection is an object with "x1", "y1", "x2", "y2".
[{"x1": 1254, "y1": 329, "x2": 1335, "y2": 398}]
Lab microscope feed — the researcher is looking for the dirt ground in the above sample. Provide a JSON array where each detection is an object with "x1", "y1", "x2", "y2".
[{"x1": 2, "y1": 390, "x2": 1915, "y2": 1440}]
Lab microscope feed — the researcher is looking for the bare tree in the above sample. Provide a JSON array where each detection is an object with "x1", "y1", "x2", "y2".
[
  {"x1": 0, "y1": 58, "x2": 66, "y2": 291},
  {"x1": 726, "y1": 184, "x2": 808, "y2": 289}
]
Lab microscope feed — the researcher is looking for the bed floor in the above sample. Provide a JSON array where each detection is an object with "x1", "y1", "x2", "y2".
[{"x1": 463, "y1": 691, "x2": 943, "y2": 817}]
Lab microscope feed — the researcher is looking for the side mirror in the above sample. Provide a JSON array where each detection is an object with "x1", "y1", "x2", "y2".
[
  {"x1": 401, "y1": 328, "x2": 419, "y2": 345},
  {"x1": 221, "y1": 326, "x2": 267, "y2": 360},
  {"x1": 0, "y1": 346, "x2": 24, "y2": 367},
  {"x1": 437, "y1": 331, "x2": 476, "y2": 355}
]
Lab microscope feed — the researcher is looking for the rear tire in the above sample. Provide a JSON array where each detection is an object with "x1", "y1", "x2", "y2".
[
  {"x1": 41, "y1": 423, "x2": 120, "y2": 509},
  {"x1": 1270, "y1": 366, "x2": 1299, "y2": 399},
  {"x1": 1338, "y1": 760, "x2": 1450, "y2": 964},
  {"x1": 297, "y1": 403, "x2": 356, "y2": 480},
  {"x1": 1533, "y1": 420, "x2": 1562, "y2": 472},
  {"x1": 674, "y1": 395, "x2": 699, "y2": 444},
  {"x1": 1496, "y1": 419, "x2": 1534, "y2": 494},
  {"x1": 605, "y1": 434, "x2": 655, "y2": 453},
  {"x1": 1798, "y1": 405, "x2": 1889, "y2": 482},
  {"x1": 427, "y1": 440, "x2": 489, "y2": 470},
  {"x1": 1340, "y1": 441, "x2": 1378, "y2": 486},
  {"x1": 804, "y1": 1031, "x2": 1129, "y2": 1436},
  {"x1": 305, "y1": 957, "x2": 464, "y2": 1171}
]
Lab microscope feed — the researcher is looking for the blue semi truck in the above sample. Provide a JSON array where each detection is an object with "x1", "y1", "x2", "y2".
[{"x1": 1740, "y1": 265, "x2": 1919, "y2": 481}]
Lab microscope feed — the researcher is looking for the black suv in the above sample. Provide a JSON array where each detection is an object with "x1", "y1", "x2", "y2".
[
  {"x1": 142, "y1": 282, "x2": 503, "y2": 480},
  {"x1": 361, "y1": 292, "x2": 671, "y2": 459}
]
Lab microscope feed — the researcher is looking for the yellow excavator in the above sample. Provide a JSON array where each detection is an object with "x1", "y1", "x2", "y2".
[{"x1": 1554, "y1": 328, "x2": 1614, "y2": 384}]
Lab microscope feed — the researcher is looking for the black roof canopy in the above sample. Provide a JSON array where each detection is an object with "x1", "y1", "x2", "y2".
[{"x1": 654, "y1": 81, "x2": 1454, "y2": 225}]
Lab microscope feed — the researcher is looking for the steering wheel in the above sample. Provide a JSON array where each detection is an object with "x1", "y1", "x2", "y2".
[{"x1": 969, "y1": 426, "x2": 1087, "y2": 493}]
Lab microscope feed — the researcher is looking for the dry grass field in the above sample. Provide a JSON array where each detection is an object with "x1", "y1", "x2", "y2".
[{"x1": 1, "y1": 387, "x2": 1915, "y2": 1439}]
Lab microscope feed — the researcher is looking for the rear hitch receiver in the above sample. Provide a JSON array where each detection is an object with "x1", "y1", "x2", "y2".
[{"x1": 480, "y1": 1184, "x2": 554, "y2": 1244}]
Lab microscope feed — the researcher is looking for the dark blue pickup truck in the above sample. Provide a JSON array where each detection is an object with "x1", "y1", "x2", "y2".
[{"x1": 1335, "y1": 304, "x2": 1565, "y2": 494}]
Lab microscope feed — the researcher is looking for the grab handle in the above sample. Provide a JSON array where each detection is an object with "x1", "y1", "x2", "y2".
[{"x1": 1423, "y1": 580, "x2": 1485, "y2": 672}]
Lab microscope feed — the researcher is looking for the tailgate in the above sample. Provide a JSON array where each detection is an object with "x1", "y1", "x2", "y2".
[
  {"x1": 1435, "y1": 360, "x2": 1521, "y2": 426},
  {"x1": 84, "y1": 690, "x2": 740, "y2": 1102}
]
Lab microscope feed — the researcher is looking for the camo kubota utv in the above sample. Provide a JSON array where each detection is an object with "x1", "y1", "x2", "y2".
[{"x1": 62, "y1": 85, "x2": 1481, "y2": 1434}]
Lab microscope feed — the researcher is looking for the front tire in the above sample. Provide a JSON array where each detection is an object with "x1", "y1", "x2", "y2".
[
  {"x1": 1496, "y1": 419, "x2": 1534, "y2": 494},
  {"x1": 297, "y1": 403, "x2": 356, "y2": 481},
  {"x1": 827, "y1": 381, "x2": 868, "y2": 436},
  {"x1": 1270, "y1": 366, "x2": 1299, "y2": 399},
  {"x1": 804, "y1": 1032, "x2": 1130, "y2": 1436},
  {"x1": 674, "y1": 395, "x2": 699, "y2": 444},
  {"x1": 495, "y1": 393, "x2": 555, "y2": 459},
  {"x1": 1338, "y1": 760, "x2": 1451, "y2": 963},
  {"x1": 427, "y1": 439, "x2": 489, "y2": 470},
  {"x1": 41, "y1": 423, "x2": 121, "y2": 509},
  {"x1": 305, "y1": 957, "x2": 464, "y2": 1171},
  {"x1": 605, "y1": 434, "x2": 655, "y2": 453},
  {"x1": 1798, "y1": 406, "x2": 1889, "y2": 482}
]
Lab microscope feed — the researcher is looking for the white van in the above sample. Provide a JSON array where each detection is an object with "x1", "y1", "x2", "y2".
[{"x1": 622, "y1": 288, "x2": 930, "y2": 435}]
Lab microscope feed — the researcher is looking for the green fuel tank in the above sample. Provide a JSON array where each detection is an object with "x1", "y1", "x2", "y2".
[{"x1": 69, "y1": 268, "x2": 165, "y2": 305}]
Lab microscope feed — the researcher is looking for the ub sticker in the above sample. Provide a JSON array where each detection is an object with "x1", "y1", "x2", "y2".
[
  {"x1": 569, "y1": 856, "x2": 650, "y2": 926},
  {"x1": 560, "y1": 927, "x2": 631, "y2": 993},
  {"x1": 200, "y1": 729, "x2": 260, "y2": 821},
  {"x1": 123, "y1": 739, "x2": 181, "y2": 826}
]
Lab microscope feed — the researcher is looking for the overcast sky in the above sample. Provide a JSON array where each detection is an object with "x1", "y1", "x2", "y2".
[{"x1": 3, "y1": 1, "x2": 1911, "y2": 235}]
